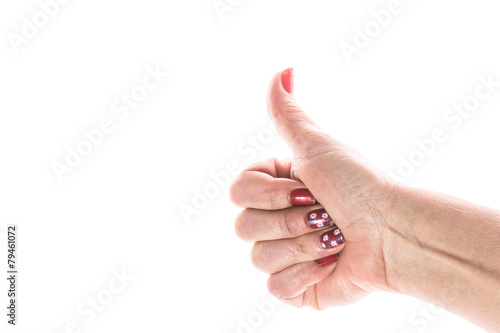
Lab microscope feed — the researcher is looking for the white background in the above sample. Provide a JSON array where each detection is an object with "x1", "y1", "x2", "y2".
[{"x1": 1, "y1": 0, "x2": 499, "y2": 332}]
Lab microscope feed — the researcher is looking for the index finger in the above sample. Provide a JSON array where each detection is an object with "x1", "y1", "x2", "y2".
[{"x1": 229, "y1": 158, "x2": 316, "y2": 210}]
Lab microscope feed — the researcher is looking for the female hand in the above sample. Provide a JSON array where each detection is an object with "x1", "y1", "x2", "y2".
[
  {"x1": 230, "y1": 69, "x2": 500, "y2": 332},
  {"x1": 230, "y1": 68, "x2": 396, "y2": 309}
]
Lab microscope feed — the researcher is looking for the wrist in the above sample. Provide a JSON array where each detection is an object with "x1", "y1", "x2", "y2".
[
  {"x1": 379, "y1": 183, "x2": 500, "y2": 331},
  {"x1": 379, "y1": 183, "x2": 433, "y2": 295}
]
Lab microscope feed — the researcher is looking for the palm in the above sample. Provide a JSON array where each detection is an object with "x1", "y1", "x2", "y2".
[
  {"x1": 292, "y1": 148, "x2": 393, "y2": 309},
  {"x1": 315, "y1": 227, "x2": 388, "y2": 308}
]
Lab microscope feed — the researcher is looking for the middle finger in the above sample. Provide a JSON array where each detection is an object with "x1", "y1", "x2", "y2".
[
  {"x1": 235, "y1": 205, "x2": 337, "y2": 242},
  {"x1": 250, "y1": 226, "x2": 345, "y2": 273}
]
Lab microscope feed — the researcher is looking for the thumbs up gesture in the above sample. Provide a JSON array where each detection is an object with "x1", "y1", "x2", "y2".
[{"x1": 230, "y1": 68, "x2": 395, "y2": 309}]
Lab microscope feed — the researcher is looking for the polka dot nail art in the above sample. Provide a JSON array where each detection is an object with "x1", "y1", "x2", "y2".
[
  {"x1": 320, "y1": 228, "x2": 344, "y2": 248},
  {"x1": 306, "y1": 209, "x2": 334, "y2": 229}
]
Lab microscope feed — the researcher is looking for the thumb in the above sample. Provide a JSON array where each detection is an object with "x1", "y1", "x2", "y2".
[
  {"x1": 267, "y1": 68, "x2": 384, "y2": 224},
  {"x1": 267, "y1": 68, "x2": 329, "y2": 159},
  {"x1": 267, "y1": 68, "x2": 355, "y2": 168}
]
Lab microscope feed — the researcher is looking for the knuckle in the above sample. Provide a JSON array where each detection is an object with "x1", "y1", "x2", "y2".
[
  {"x1": 286, "y1": 210, "x2": 305, "y2": 237},
  {"x1": 229, "y1": 176, "x2": 242, "y2": 206},
  {"x1": 263, "y1": 184, "x2": 281, "y2": 209},
  {"x1": 266, "y1": 276, "x2": 279, "y2": 297},
  {"x1": 276, "y1": 211, "x2": 292, "y2": 238},
  {"x1": 294, "y1": 238, "x2": 308, "y2": 258},
  {"x1": 264, "y1": 179, "x2": 288, "y2": 209},
  {"x1": 285, "y1": 238, "x2": 307, "y2": 261},
  {"x1": 250, "y1": 242, "x2": 268, "y2": 271},
  {"x1": 282, "y1": 269, "x2": 302, "y2": 298},
  {"x1": 267, "y1": 276, "x2": 284, "y2": 299},
  {"x1": 234, "y1": 210, "x2": 252, "y2": 241}
]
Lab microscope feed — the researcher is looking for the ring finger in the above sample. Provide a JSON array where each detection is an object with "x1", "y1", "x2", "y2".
[{"x1": 250, "y1": 226, "x2": 345, "y2": 273}]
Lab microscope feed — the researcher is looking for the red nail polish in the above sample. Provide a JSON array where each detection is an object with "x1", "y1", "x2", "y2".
[
  {"x1": 290, "y1": 188, "x2": 315, "y2": 206},
  {"x1": 316, "y1": 254, "x2": 338, "y2": 267},
  {"x1": 281, "y1": 67, "x2": 294, "y2": 94},
  {"x1": 306, "y1": 209, "x2": 334, "y2": 229},
  {"x1": 320, "y1": 228, "x2": 344, "y2": 249}
]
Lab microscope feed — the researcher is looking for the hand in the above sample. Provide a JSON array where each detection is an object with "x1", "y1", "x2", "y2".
[{"x1": 230, "y1": 68, "x2": 396, "y2": 309}]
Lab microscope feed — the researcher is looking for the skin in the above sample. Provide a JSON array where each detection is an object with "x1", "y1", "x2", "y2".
[{"x1": 229, "y1": 70, "x2": 500, "y2": 332}]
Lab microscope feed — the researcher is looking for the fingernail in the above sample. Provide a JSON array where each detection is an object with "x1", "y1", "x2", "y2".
[
  {"x1": 306, "y1": 209, "x2": 334, "y2": 229},
  {"x1": 290, "y1": 188, "x2": 315, "y2": 206},
  {"x1": 316, "y1": 254, "x2": 338, "y2": 267},
  {"x1": 281, "y1": 67, "x2": 294, "y2": 94},
  {"x1": 320, "y1": 228, "x2": 344, "y2": 249}
]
